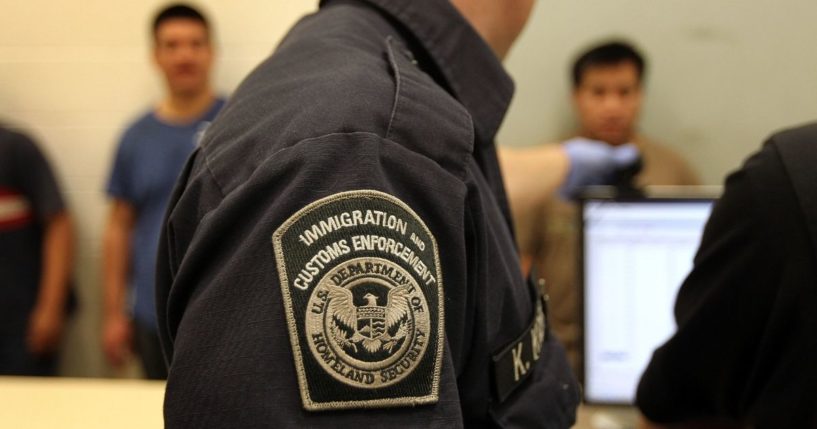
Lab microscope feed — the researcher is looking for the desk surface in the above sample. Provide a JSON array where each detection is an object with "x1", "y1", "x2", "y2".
[
  {"x1": 576, "y1": 405, "x2": 639, "y2": 429},
  {"x1": 0, "y1": 376, "x2": 635, "y2": 428},
  {"x1": 0, "y1": 376, "x2": 164, "y2": 428}
]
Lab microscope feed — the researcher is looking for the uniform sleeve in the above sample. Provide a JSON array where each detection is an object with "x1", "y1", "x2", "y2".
[
  {"x1": 636, "y1": 143, "x2": 784, "y2": 422},
  {"x1": 158, "y1": 133, "x2": 470, "y2": 428},
  {"x1": 12, "y1": 131, "x2": 65, "y2": 220}
]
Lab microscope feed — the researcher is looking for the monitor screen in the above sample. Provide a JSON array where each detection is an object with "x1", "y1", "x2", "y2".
[{"x1": 581, "y1": 198, "x2": 714, "y2": 404}]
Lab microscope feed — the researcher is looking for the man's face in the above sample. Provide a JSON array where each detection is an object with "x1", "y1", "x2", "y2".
[
  {"x1": 153, "y1": 18, "x2": 212, "y2": 96},
  {"x1": 573, "y1": 61, "x2": 642, "y2": 146}
]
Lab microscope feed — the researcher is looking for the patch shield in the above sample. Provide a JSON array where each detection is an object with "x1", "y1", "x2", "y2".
[{"x1": 272, "y1": 190, "x2": 444, "y2": 411}]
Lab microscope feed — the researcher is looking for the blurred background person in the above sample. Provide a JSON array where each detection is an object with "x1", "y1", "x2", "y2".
[
  {"x1": 101, "y1": 3, "x2": 225, "y2": 379},
  {"x1": 0, "y1": 125, "x2": 74, "y2": 376},
  {"x1": 507, "y1": 39, "x2": 700, "y2": 373}
]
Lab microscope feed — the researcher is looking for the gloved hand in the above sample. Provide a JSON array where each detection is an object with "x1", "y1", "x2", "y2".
[{"x1": 558, "y1": 137, "x2": 640, "y2": 200}]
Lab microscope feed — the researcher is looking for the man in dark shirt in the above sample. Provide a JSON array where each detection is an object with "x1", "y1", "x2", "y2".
[
  {"x1": 157, "y1": 0, "x2": 580, "y2": 427},
  {"x1": 637, "y1": 122, "x2": 817, "y2": 428},
  {"x1": 0, "y1": 126, "x2": 73, "y2": 376}
]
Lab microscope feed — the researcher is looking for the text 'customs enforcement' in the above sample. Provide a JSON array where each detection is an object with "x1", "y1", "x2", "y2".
[{"x1": 272, "y1": 190, "x2": 444, "y2": 411}]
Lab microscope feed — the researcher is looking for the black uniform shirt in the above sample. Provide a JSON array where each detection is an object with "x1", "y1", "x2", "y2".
[
  {"x1": 157, "y1": 0, "x2": 580, "y2": 427},
  {"x1": 637, "y1": 123, "x2": 817, "y2": 427}
]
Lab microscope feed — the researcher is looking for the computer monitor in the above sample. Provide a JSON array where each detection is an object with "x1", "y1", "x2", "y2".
[{"x1": 580, "y1": 192, "x2": 716, "y2": 405}]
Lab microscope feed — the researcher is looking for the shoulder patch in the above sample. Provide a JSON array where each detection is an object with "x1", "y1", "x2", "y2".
[{"x1": 272, "y1": 190, "x2": 444, "y2": 411}]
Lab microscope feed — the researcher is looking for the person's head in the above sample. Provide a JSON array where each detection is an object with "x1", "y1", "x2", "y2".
[
  {"x1": 571, "y1": 40, "x2": 645, "y2": 146},
  {"x1": 151, "y1": 3, "x2": 213, "y2": 97},
  {"x1": 450, "y1": 0, "x2": 536, "y2": 60}
]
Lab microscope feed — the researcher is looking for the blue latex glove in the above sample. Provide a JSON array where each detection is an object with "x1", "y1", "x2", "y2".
[{"x1": 558, "y1": 137, "x2": 641, "y2": 200}]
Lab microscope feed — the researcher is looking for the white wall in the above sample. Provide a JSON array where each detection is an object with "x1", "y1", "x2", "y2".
[{"x1": 1, "y1": 0, "x2": 815, "y2": 376}]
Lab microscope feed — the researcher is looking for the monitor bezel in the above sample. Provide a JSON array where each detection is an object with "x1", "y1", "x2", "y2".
[{"x1": 578, "y1": 186, "x2": 719, "y2": 406}]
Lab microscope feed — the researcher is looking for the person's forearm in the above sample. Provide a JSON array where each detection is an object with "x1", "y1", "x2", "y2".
[
  {"x1": 499, "y1": 145, "x2": 570, "y2": 210},
  {"x1": 103, "y1": 214, "x2": 131, "y2": 319},
  {"x1": 35, "y1": 211, "x2": 73, "y2": 312},
  {"x1": 101, "y1": 201, "x2": 136, "y2": 367},
  {"x1": 499, "y1": 145, "x2": 569, "y2": 274}
]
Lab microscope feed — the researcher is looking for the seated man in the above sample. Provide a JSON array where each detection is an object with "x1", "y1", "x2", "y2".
[
  {"x1": 637, "y1": 122, "x2": 817, "y2": 428},
  {"x1": 506, "y1": 40, "x2": 699, "y2": 373}
]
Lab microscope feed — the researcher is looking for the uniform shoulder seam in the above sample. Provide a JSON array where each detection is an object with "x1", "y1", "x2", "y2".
[{"x1": 384, "y1": 36, "x2": 402, "y2": 140}]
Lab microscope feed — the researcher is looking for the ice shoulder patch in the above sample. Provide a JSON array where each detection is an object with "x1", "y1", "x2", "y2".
[{"x1": 272, "y1": 190, "x2": 444, "y2": 411}]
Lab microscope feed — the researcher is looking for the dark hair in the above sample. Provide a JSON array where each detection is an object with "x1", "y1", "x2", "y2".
[
  {"x1": 152, "y1": 3, "x2": 209, "y2": 39},
  {"x1": 571, "y1": 41, "x2": 645, "y2": 88}
]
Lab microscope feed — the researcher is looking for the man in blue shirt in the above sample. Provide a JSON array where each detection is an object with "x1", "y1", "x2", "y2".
[{"x1": 102, "y1": 3, "x2": 225, "y2": 379}]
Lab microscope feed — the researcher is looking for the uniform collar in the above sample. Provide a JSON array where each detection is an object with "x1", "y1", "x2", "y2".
[{"x1": 323, "y1": 0, "x2": 515, "y2": 146}]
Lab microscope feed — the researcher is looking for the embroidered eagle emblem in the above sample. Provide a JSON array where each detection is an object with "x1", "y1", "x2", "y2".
[{"x1": 327, "y1": 284, "x2": 412, "y2": 354}]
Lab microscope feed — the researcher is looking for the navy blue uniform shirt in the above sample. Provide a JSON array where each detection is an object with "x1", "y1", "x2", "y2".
[{"x1": 157, "y1": 0, "x2": 580, "y2": 427}]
